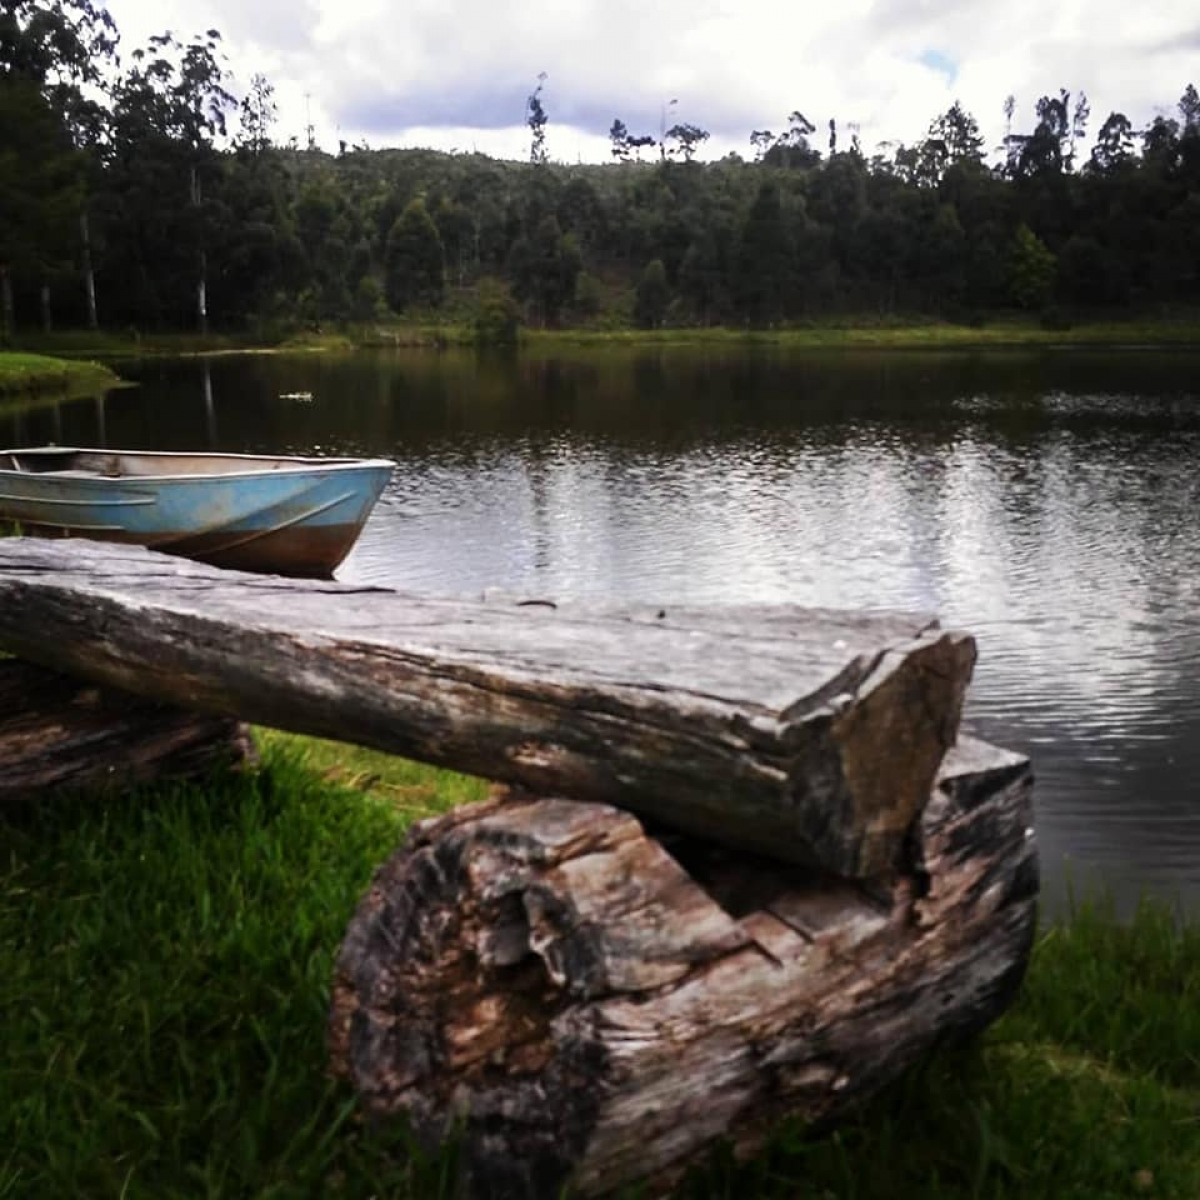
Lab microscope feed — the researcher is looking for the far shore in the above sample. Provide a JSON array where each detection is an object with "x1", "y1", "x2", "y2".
[{"x1": 4, "y1": 313, "x2": 1200, "y2": 399}]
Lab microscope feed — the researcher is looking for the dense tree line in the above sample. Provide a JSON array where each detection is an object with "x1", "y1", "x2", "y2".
[{"x1": 3, "y1": 1, "x2": 1199, "y2": 338}]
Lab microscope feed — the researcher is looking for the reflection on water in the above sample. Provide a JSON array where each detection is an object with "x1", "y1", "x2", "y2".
[{"x1": 5, "y1": 346, "x2": 1200, "y2": 914}]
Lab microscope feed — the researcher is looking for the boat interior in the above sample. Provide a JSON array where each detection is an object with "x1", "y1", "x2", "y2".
[{"x1": 1, "y1": 449, "x2": 334, "y2": 478}]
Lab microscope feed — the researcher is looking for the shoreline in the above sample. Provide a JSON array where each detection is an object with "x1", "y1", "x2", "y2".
[
  {"x1": 0, "y1": 351, "x2": 121, "y2": 400},
  {"x1": 6, "y1": 315, "x2": 1200, "y2": 370}
]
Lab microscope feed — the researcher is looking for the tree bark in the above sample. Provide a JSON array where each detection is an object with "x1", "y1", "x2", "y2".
[
  {"x1": 0, "y1": 658, "x2": 256, "y2": 801},
  {"x1": 329, "y1": 736, "x2": 1037, "y2": 1200},
  {"x1": 191, "y1": 166, "x2": 208, "y2": 336},
  {"x1": 197, "y1": 249, "x2": 208, "y2": 337},
  {"x1": 0, "y1": 265, "x2": 13, "y2": 341},
  {"x1": 0, "y1": 539, "x2": 975, "y2": 877},
  {"x1": 80, "y1": 209, "x2": 98, "y2": 330}
]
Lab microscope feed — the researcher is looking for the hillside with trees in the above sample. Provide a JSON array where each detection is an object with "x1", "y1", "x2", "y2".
[{"x1": 3, "y1": 0, "x2": 1199, "y2": 338}]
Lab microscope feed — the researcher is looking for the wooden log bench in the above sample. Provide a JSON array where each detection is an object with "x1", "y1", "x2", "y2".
[{"x1": 0, "y1": 538, "x2": 1039, "y2": 1200}]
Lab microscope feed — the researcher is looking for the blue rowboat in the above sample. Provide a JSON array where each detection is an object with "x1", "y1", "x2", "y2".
[{"x1": 0, "y1": 447, "x2": 394, "y2": 578}]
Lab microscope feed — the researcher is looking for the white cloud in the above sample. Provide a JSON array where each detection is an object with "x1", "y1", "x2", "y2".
[{"x1": 102, "y1": 0, "x2": 1200, "y2": 161}]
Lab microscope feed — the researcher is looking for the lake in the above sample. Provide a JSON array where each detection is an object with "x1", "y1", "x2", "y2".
[{"x1": 6, "y1": 344, "x2": 1200, "y2": 914}]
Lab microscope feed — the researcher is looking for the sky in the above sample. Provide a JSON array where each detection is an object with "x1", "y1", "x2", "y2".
[{"x1": 102, "y1": 0, "x2": 1200, "y2": 164}]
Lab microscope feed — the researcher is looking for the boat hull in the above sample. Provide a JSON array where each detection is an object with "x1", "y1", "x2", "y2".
[{"x1": 0, "y1": 449, "x2": 394, "y2": 578}]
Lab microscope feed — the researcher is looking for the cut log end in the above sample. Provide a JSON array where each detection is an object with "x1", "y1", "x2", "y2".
[
  {"x1": 329, "y1": 736, "x2": 1037, "y2": 1200},
  {"x1": 820, "y1": 628, "x2": 977, "y2": 877}
]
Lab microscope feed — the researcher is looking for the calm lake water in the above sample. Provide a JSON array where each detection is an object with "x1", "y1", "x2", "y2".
[{"x1": 6, "y1": 345, "x2": 1200, "y2": 914}]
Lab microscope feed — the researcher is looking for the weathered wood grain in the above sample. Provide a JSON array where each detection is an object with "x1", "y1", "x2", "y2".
[
  {"x1": 0, "y1": 539, "x2": 974, "y2": 875},
  {"x1": 328, "y1": 736, "x2": 1037, "y2": 1200},
  {"x1": 0, "y1": 658, "x2": 255, "y2": 800}
]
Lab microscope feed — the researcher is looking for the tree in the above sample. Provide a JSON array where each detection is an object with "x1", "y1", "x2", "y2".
[
  {"x1": 899, "y1": 137, "x2": 949, "y2": 188},
  {"x1": 929, "y1": 102, "x2": 985, "y2": 165},
  {"x1": 762, "y1": 111, "x2": 820, "y2": 168},
  {"x1": 663, "y1": 123, "x2": 709, "y2": 162},
  {"x1": 0, "y1": 0, "x2": 117, "y2": 331},
  {"x1": 527, "y1": 73, "x2": 548, "y2": 165},
  {"x1": 679, "y1": 232, "x2": 729, "y2": 324},
  {"x1": 910, "y1": 203, "x2": 966, "y2": 307},
  {"x1": 735, "y1": 181, "x2": 791, "y2": 324},
  {"x1": 1001, "y1": 94, "x2": 1020, "y2": 172},
  {"x1": 1069, "y1": 91, "x2": 1090, "y2": 171},
  {"x1": 434, "y1": 197, "x2": 475, "y2": 285},
  {"x1": 0, "y1": 79, "x2": 80, "y2": 336},
  {"x1": 627, "y1": 134, "x2": 657, "y2": 161},
  {"x1": 1178, "y1": 83, "x2": 1200, "y2": 132},
  {"x1": 1007, "y1": 224, "x2": 1056, "y2": 309},
  {"x1": 237, "y1": 73, "x2": 276, "y2": 159},
  {"x1": 634, "y1": 258, "x2": 670, "y2": 327},
  {"x1": 1088, "y1": 112, "x2": 1135, "y2": 174},
  {"x1": 1016, "y1": 91, "x2": 1071, "y2": 176},
  {"x1": 108, "y1": 30, "x2": 235, "y2": 331},
  {"x1": 473, "y1": 276, "x2": 520, "y2": 345},
  {"x1": 506, "y1": 214, "x2": 581, "y2": 325},
  {"x1": 1142, "y1": 116, "x2": 1181, "y2": 172},
  {"x1": 1057, "y1": 234, "x2": 1122, "y2": 305},
  {"x1": 384, "y1": 197, "x2": 445, "y2": 311},
  {"x1": 609, "y1": 119, "x2": 630, "y2": 162},
  {"x1": 749, "y1": 130, "x2": 773, "y2": 161},
  {"x1": 557, "y1": 177, "x2": 605, "y2": 252}
]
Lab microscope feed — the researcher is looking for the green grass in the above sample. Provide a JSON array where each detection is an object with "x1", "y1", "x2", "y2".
[
  {"x1": 0, "y1": 351, "x2": 118, "y2": 398},
  {"x1": 13, "y1": 310, "x2": 1200, "y2": 369},
  {"x1": 517, "y1": 316, "x2": 1200, "y2": 350},
  {"x1": 11, "y1": 330, "x2": 273, "y2": 360},
  {"x1": 2, "y1": 734, "x2": 1198, "y2": 1199},
  {"x1": 347, "y1": 313, "x2": 1200, "y2": 351}
]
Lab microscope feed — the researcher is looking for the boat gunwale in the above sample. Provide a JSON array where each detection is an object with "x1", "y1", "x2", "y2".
[{"x1": 0, "y1": 447, "x2": 395, "y2": 487}]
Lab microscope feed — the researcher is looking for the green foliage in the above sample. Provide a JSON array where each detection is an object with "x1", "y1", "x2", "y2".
[
  {"x1": 507, "y1": 214, "x2": 581, "y2": 326},
  {"x1": 472, "y1": 275, "x2": 521, "y2": 345},
  {"x1": 352, "y1": 273, "x2": 387, "y2": 321},
  {"x1": 1, "y1": 2, "x2": 1199, "y2": 337},
  {"x1": 1007, "y1": 224, "x2": 1057, "y2": 310},
  {"x1": 571, "y1": 270, "x2": 605, "y2": 318},
  {"x1": 634, "y1": 258, "x2": 671, "y2": 328},
  {"x1": 384, "y1": 198, "x2": 445, "y2": 313},
  {"x1": 736, "y1": 181, "x2": 791, "y2": 325}
]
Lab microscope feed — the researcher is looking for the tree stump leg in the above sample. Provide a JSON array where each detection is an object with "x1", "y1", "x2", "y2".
[
  {"x1": 329, "y1": 736, "x2": 1038, "y2": 1200},
  {"x1": 0, "y1": 658, "x2": 256, "y2": 802}
]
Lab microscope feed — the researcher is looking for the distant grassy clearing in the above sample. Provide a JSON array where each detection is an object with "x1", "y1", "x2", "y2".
[
  {"x1": 1, "y1": 730, "x2": 1197, "y2": 1199},
  {"x1": 0, "y1": 350, "x2": 118, "y2": 398}
]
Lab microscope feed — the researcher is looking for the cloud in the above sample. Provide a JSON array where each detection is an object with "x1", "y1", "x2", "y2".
[{"x1": 103, "y1": 0, "x2": 1200, "y2": 161}]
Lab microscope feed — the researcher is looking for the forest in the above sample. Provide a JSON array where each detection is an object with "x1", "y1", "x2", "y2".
[{"x1": 2, "y1": 0, "x2": 1199, "y2": 339}]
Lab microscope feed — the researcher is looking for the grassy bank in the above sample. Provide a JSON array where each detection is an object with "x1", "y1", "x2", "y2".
[
  {"x1": 0, "y1": 351, "x2": 119, "y2": 399},
  {"x1": 347, "y1": 313, "x2": 1200, "y2": 351},
  {"x1": 520, "y1": 316, "x2": 1200, "y2": 349},
  {"x1": 11, "y1": 311, "x2": 1200, "y2": 366},
  {"x1": 2, "y1": 732, "x2": 1197, "y2": 1199}
]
